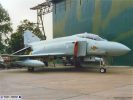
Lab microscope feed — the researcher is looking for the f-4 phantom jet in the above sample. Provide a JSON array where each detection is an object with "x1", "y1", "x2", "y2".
[{"x1": 9, "y1": 31, "x2": 131, "y2": 73}]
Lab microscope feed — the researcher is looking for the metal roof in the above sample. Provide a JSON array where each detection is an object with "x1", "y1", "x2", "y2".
[
  {"x1": 49, "y1": 0, "x2": 64, "y2": 3},
  {"x1": 30, "y1": 1, "x2": 52, "y2": 10}
]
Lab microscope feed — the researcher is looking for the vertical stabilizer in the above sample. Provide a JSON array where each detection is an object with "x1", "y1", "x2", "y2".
[{"x1": 24, "y1": 30, "x2": 41, "y2": 47}]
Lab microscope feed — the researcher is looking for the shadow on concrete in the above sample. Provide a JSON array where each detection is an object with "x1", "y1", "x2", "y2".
[
  {"x1": 5, "y1": 67, "x2": 102, "y2": 74},
  {"x1": 36, "y1": 67, "x2": 99, "y2": 73},
  {"x1": 2, "y1": 66, "x2": 132, "y2": 75}
]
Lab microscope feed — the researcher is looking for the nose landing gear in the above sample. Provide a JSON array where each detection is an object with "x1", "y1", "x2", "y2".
[
  {"x1": 100, "y1": 68, "x2": 106, "y2": 73},
  {"x1": 99, "y1": 58, "x2": 107, "y2": 73}
]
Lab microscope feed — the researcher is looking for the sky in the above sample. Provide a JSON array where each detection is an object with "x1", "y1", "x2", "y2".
[{"x1": 0, "y1": 0, "x2": 53, "y2": 39}]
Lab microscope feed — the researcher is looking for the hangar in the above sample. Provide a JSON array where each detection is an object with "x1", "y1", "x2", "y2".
[{"x1": 52, "y1": 0, "x2": 133, "y2": 66}]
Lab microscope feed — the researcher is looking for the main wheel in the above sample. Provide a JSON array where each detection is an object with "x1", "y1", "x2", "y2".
[
  {"x1": 73, "y1": 57, "x2": 82, "y2": 68},
  {"x1": 44, "y1": 61, "x2": 48, "y2": 67},
  {"x1": 75, "y1": 62, "x2": 81, "y2": 68},
  {"x1": 100, "y1": 68, "x2": 106, "y2": 73},
  {"x1": 28, "y1": 67, "x2": 35, "y2": 72}
]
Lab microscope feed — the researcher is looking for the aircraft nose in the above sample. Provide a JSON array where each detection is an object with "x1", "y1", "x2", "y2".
[{"x1": 107, "y1": 42, "x2": 131, "y2": 56}]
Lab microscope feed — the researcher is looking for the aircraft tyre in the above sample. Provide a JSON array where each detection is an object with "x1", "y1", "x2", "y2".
[
  {"x1": 100, "y1": 68, "x2": 106, "y2": 73},
  {"x1": 75, "y1": 61, "x2": 82, "y2": 68},
  {"x1": 28, "y1": 67, "x2": 35, "y2": 72},
  {"x1": 44, "y1": 61, "x2": 48, "y2": 67},
  {"x1": 63, "y1": 62, "x2": 67, "y2": 66}
]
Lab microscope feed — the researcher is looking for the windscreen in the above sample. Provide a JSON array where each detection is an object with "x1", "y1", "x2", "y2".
[{"x1": 76, "y1": 33, "x2": 106, "y2": 41}]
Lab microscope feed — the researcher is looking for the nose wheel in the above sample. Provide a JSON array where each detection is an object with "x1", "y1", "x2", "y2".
[{"x1": 100, "y1": 68, "x2": 106, "y2": 73}]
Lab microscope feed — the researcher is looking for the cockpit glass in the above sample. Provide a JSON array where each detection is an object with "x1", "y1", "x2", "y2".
[{"x1": 77, "y1": 33, "x2": 106, "y2": 41}]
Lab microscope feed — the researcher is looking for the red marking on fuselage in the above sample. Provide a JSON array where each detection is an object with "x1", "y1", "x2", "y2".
[{"x1": 74, "y1": 41, "x2": 78, "y2": 57}]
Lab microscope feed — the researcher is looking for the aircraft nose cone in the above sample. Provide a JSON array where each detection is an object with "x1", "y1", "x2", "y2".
[
  {"x1": 107, "y1": 42, "x2": 131, "y2": 56},
  {"x1": 117, "y1": 43, "x2": 131, "y2": 54}
]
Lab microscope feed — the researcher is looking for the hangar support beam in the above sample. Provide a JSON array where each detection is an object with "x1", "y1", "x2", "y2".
[
  {"x1": 30, "y1": 0, "x2": 53, "y2": 40},
  {"x1": 30, "y1": 0, "x2": 68, "y2": 39}
]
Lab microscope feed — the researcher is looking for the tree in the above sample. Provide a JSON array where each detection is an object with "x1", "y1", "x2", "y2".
[
  {"x1": 0, "y1": 3, "x2": 12, "y2": 53},
  {"x1": 8, "y1": 19, "x2": 44, "y2": 53}
]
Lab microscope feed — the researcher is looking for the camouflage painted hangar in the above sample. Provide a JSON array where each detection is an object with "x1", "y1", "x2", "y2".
[{"x1": 51, "y1": 0, "x2": 133, "y2": 66}]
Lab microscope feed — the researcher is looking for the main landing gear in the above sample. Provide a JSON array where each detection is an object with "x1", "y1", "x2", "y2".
[{"x1": 28, "y1": 67, "x2": 35, "y2": 72}]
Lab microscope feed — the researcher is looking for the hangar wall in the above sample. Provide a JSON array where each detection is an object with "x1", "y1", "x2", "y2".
[{"x1": 52, "y1": 0, "x2": 133, "y2": 66}]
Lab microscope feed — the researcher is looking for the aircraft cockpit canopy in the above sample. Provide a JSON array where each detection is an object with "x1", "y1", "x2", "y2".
[{"x1": 76, "y1": 32, "x2": 107, "y2": 41}]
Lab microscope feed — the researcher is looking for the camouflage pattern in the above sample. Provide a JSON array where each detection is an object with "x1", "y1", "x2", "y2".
[{"x1": 53, "y1": 0, "x2": 133, "y2": 66}]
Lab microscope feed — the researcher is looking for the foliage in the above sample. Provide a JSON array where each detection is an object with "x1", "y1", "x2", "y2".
[
  {"x1": 0, "y1": 4, "x2": 12, "y2": 33},
  {"x1": 0, "y1": 3, "x2": 12, "y2": 53},
  {"x1": 8, "y1": 19, "x2": 45, "y2": 53}
]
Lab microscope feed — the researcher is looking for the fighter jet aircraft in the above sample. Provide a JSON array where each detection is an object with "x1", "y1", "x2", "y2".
[{"x1": 10, "y1": 31, "x2": 131, "y2": 73}]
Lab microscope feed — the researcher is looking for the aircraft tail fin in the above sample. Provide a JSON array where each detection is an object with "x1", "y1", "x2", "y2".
[{"x1": 24, "y1": 30, "x2": 41, "y2": 47}]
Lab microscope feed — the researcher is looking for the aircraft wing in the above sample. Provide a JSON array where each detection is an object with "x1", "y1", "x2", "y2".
[
  {"x1": 12, "y1": 47, "x2": 31, "y2": 55},
  {"x1": 9, "y1": 53, "x2": 65, "y2": 58}
]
